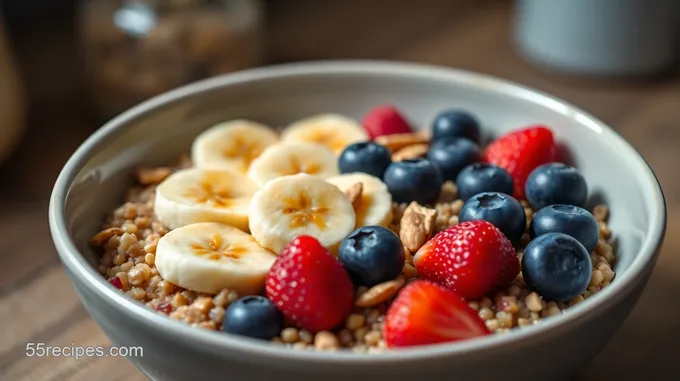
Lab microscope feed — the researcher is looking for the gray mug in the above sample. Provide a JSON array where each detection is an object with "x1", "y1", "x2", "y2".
[{"x1": 513, "y1": 0, "x2": 679, "y2": 76}]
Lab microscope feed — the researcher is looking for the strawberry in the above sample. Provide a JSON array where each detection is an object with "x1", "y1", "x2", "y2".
[
  {"x1": 483, "y1": 125, "x2": 558, "y2": 199},
  {"x1": 383, "y1": 280, "x2": 489, "y2": 347},
  {"x1": 265, "y1": 235, "x2": 354, "y2": 332},
  {"x1": 362, "y1": 105, "x2": 412, "y2": 139},
  {"x1": 413, "y1": 220, "x2": 519, "y2": 300}
]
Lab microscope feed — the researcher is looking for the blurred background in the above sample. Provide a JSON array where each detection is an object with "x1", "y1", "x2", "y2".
[{"x1": 0, "y1": 0, "x2": 678, "y2": 380}]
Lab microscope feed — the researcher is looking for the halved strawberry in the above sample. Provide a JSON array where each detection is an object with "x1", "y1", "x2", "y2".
[
  {"x1": 384, "y1": 280, "x2": 489, "y2": 348},
  {"x1": 483, "y1": 125, "x2": 558, "y2": 199},
  {"x1": 265, "y1": 236, "x2": 354, "y2": 332},
  {"x1": 413, "y1": 220, "x2": 519, "y2": 300}
]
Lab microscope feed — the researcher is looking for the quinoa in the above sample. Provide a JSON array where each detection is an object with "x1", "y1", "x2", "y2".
[{"x1": 94, "y1": 160, "x2": 616, "y2": 352}]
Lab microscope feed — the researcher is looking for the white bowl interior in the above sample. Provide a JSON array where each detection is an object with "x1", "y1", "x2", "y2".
[{"x1": 54, "y1": 62, "x2": 664, "y2": 360}]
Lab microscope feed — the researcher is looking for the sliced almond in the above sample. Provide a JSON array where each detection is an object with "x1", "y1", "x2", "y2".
[
  {"x1": 136, "y1": 167, "x2": 172, "y2": 185},
  {"x1": 399, "y1": 202, "x2": 437, "y2": 252},
  {"x1": 374, "y1": 131, "x2": 429, "y2": 152},
  {"x1": 344, "y1": 182, "x2": 364, "y2": 209},
  {"x1": 91, "y1": 227, "x2": 124, "y2": 247},
  {"x1": 355, "y1": 277, "x2": 406, "y2": 307},
  {"x1": 391, "y1": 143, "x2": 429, "y2": 162}
]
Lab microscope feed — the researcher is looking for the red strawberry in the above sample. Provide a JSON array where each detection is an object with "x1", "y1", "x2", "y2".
[
  {"x1": 265, "y1": 235, "x2": 354, "y2": 332},
  {"x1": 413, "y1": 220, "x2": 519, "y2": 300},
  {"x1": 384, "y1": 280, "x2": 489, "y2": 347},
  {"x1": 362, "y1": 105, "x2": 412, "y2": 139},
  {"x1": 483, "y1": 125, "x2": 558, "y2": 199}
]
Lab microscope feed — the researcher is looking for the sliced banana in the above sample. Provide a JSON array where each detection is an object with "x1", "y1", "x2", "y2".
[
  {"x1": 247, "y1": 142, "x2": 339, "y2": 187},
  {"x1": 249, "y1": 173, "x2": 356, "y2": 254},
  {"x1": 155, "y1": 222, "x2": 277, "y2": 295},
  {"x1": 281, "y1": 114, "x2": 368, "y2": 155},
  {"x1": 326, "y1": 173, "x2": 393, "y2": 228},
  {"x1": 191, "y1": 120, "x2": 279, "y2": 173},
  {"x1": 154, "y1": 167, "x2": 259, "y2": 231}
]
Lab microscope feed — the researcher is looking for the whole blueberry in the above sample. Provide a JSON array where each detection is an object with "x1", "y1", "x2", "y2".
[
  {"x1": 431, "y1": 109, "x2": 481, "y2": 143},
  {"x1": 458, "y1": 192, "x2": 526, "y2": 243},
  {"x1": 456, "y1": 163, "x2": 514, "y2": 201},
  {"x1": 427, "y1": 137, "x2": 481, "y2": 182},
  {"x1": 525, "y1": 162, "x2": 588, "y2": 210},
  {"x1": 222, "y1": 296, "x2": 283, "y2": 340},
  {"x1": 529, "y1": 204, "x2": 599, "y2": 253},
  {"x1": 383, "y1": 158, "x2": 443, "y2": 205},
  {"x1": 522, "y1": 233, "x2": 592, "y2": 302},
  {"x1": 338, "y1": 226, "x2": 405, "y2": 287},
  {"x1": 338, "y1": 141, "x2": 392, "y2": 178}
]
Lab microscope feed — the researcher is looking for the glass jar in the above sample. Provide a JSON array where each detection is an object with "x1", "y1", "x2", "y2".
[
  {"x1": 0, "y1": 11, "x2": 26, "y2": 165},
  {"x1": 78, "y1": 0, "x2": 265, "y2": 120}
]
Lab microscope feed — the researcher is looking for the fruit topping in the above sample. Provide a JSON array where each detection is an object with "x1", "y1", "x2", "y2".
[
  {"x1": 383, "y1": 158, "x2": 443, "y2": 205},
  {"x1": 282, "y1": 114, "x2": 368, "y2": 155},
  {"x1": 362, "y1": 105, "x2": 412, "y2": 139},
  {"x1": 222, "y1": 295, "x2": 284, "y2": 340},
  {"x1": 265, "y1": 236, "x2": 354, "y2": 332},
  {"x1": 483, "y1": 126, "x2": 558, "y2": 199},
  {"x1": 338, "y1": 141, "x2": 392, "y2": 178},
  {"x1": 529, "y1": 204, "x2": 599, "y2": 252},
  {"x1": 383, "y1": 280, "x2": 490, "y2": 347},
  {"x1": 427, "y1": 136, "x2": 481, "y2": 182},
  {"x1": 525, "y1": 162, "x2": 588, "y2": 210},
  {"x1": 458, "y1": 192, "x2": 526, "y2": 243},
  {"x1": 521, "y1": 233, "x2": 592, "y2": 302},
  {"x1": 338, "y1": 226, "x2": 406, "y2": 287},
  {"x1": 413, "y1": 220, "x2": 519, "y2": 299},
  {"x1": 248, "y1": 174, "x2": 356, "y2": 254},
  {"x1": 431, "y1": 109, "x2": 481, "y2": 144},
  {"x1": 455, "y1": 163, "x2": 514, "y2": 201}
]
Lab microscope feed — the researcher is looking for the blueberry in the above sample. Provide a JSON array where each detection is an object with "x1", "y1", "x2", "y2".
[
  {"x1": 338, "y1": 226, "x2": 405, "y2": 287},
  {"x1": 222, "y1": 296, "x2": 283, "y2": 340},
  {"x1": 456, "y1": 163, "x2": 514, "y2": 201},
  {"x1": 458, "y1": 192, "x2": 526, "y2": 243},
  {"x1": 525, "y1": 162, "x2": 588, "y2": 210},
  {"x1": 522, "y1": 233, "x2": 592, "y2": 302},
  {"x1": 529, "y1": 204, "x2": 599, "y2": 253},
  {"x1": 431, "y1": 109, "x2": 481, "y2": 143},
  {"x1": 427, "y1": 137, "x2": 481, "y2": 182},
  {"x1": 383, "y1": 158, "x2": 443, "y2": 204},
  {"x1": 338, "y1": 141, "x2": 392, "y2": 178}
]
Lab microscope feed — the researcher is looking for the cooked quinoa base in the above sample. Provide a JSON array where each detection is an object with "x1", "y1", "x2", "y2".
[{"x1": 94, "y1": 158, "x2": 616, "y2": 353}]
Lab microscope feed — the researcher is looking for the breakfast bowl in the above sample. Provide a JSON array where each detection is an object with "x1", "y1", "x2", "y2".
[{"x1": 48, "y1": 61, "x2": 665, "y2": 381}]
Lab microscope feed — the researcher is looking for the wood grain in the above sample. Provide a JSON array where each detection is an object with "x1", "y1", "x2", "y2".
[{"x1": 1, "y1": 1, "x2": 678, "y2": 380}]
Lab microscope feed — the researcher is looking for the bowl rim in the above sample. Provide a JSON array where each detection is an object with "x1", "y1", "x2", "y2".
[{"x1": 49, "y1": 59, "x2": 666, "y2": 365}]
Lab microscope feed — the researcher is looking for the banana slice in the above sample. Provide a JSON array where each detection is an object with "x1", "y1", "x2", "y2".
[
  {"x1": 155, "y1": 222, "x2": 277, "y2": 295},
  {"x1": 247, "y1": 142, "x2": 339, "y2": 187},
  {"x1": 249, "y1": 173, "x2": 356, "y2": 254},
  {"x1": 326, "y1": 173, "x2": 393, "y2": 228},
  {"x1": 191, "y1": 120, "x2": 279, "y2": 173},
  {"x1": 282, "y1": 114, "x2": 368, "y2": 155},
  {"x1": 154, "y1": 167, "x2": 259, "y2": 231}
]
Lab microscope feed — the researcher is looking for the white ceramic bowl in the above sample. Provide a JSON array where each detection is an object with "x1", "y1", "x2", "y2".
[{"x1": 49, "y1": 61, "x2": 666, "y2": 381}]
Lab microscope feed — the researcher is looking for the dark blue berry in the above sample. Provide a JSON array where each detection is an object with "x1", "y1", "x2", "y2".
[
  {"x1": 522, "y1": 233, "x2": 592, "y2": 302},
  {"x1": 529, "y1": 204, "x2": 599, "y2": 253},
  {"x1": 427, "y1": 137, "x2": 481, "y2": 182},
  {"x1": 458, "y1": 192, "x2": 526, "y2": 243},
  {"x1": 525, "y1": 162, "x2": 588, "y2": 210},
  {"x1": 338, "y1": 226, "x2": 405, "y2": 287},
  {"x1": 383, "y1": 158, "x2": 443, "y2": 205},
  {"x1": 338, "y1": 141, "x2": 392, "y2": 178},
  {"x1": 431, "y1": 109, "x2": 481, "y2": 143},
  {"x1": 222, "y1": 296, "x2": 283, "y2": 340},
  {"x1": 456, "y1": 163, "x2": 514, "y2": 201}
]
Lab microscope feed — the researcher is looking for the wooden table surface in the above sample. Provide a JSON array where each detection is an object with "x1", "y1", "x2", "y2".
[{"x1": 1, "y1": 1, "x2": 679, "y2": 380}]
